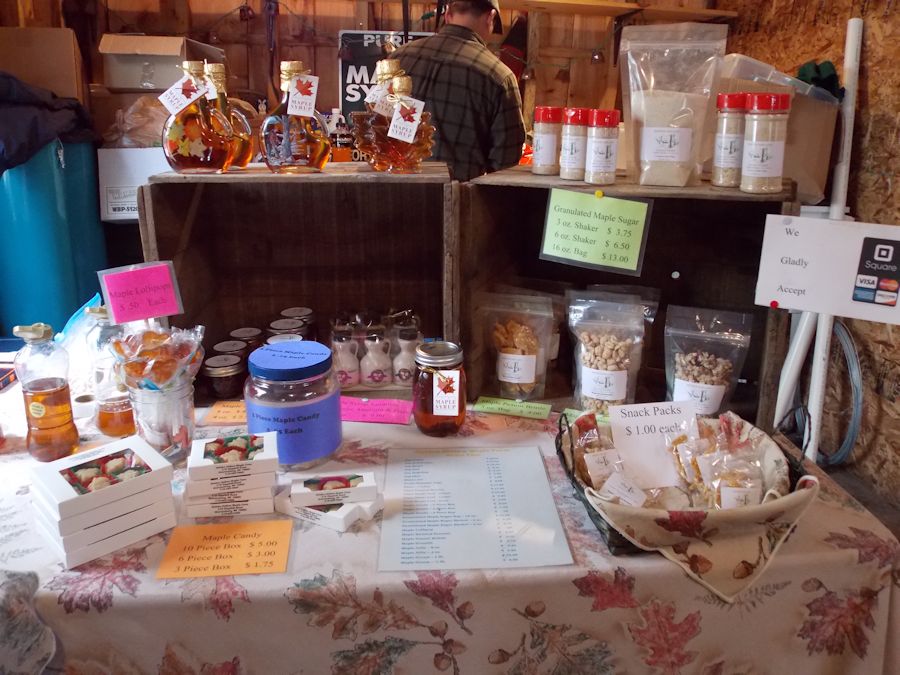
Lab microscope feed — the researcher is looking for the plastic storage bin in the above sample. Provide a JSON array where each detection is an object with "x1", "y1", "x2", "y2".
[{"x1": 0, "y1": 141, "x2": 107, "y2": 334}]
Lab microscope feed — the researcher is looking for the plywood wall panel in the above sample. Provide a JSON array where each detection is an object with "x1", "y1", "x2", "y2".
[{"x1": 718, "y1": 0, "x2": 900, "y2": 505}]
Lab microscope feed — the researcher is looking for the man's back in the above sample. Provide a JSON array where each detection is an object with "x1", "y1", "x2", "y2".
[{"x1": 390, "y1": 25, "x2": 524, "y2": 181}]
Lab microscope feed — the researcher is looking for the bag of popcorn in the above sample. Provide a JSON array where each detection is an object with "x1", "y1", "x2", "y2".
[
  {"x1": 568, "y1": 299, "x2": 645, "y2": 415},
  {"x1": 664, "y1": 305, "x2": 752, "y2": 416}
]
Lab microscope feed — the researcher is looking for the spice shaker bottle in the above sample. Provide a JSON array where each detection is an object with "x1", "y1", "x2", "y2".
[
  {"x1": 531, "y1": 106, "x2": 563, "y2": 176},
  {"x1": 585, "y1": 109, "x2": 620, "y2": 186},
  {"x1": 559, "y1": 108, "x2": 589, "y2": 181},
  {"x1": 712, "y1": 93, "x2": 747, "y2": 188},
  {"x1": 740, "y1": 93, "x2": 791, "y2": 194}
]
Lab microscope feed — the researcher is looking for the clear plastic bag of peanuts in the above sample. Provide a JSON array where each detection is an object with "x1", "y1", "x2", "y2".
[
  {"x1": 568, "y1": 299, "x2": 644, "y2": 415},
  {"x1": 664, "y1": 305, "x2": 752, "y2": 417},
  {"x1": 476, "y1": 293, "x2": 554, "y2": 400}
]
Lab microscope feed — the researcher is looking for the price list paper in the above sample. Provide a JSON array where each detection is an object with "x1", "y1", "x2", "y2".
[
  {"x1": 540, "y1": 189, "x2": 652, "y2": 275},
  {"x1": 157, "y1": 520, "x2": 292, "y2": 579},
  {"x1": 378, "y1": 447, "x2": 573, "y2": 571}
]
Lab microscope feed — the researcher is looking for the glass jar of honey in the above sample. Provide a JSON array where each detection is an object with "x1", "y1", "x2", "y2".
[{"x1": 412, "y1": 341, "x2": 466, "y2": 436}]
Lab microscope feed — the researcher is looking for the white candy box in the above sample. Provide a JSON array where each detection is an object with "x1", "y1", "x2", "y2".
[
  {"x1": 275, "y1": 487, "x2": 383, "y2": 532},
  {"x1": 186, "y1": 498, "x2": 274, "y2": 519},
  {"x1": 30, "y1": 436, "x2": 173, "y2": 520},
  {"x1": 185, "y1": 471, "x2": 277, "y2": 498},
  {"x1": 187, "y1": 432, "x2": 278, "y2": 480},
  {"x1": 289, "y1": 471, "x2": 378, "y2": 507}
]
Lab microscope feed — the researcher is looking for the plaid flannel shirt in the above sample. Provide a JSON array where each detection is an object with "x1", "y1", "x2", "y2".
[{"x1": 389, "y1": 25, "x2": 525, "y2": 181}]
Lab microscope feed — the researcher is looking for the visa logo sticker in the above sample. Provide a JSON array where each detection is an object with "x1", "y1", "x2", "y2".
[{"x1": 856, "y1": 274, "x2": 878, "y2": 289}]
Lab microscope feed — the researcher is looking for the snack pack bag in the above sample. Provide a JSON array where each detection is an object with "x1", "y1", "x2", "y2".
[
  {"x1": 476, "y1": 293, "x2": 554, "y2": 400},
  {"x1": 569, "y1": 299, "x2": 644, "y2": 414},
  {"x1": 664, "y1": 305, "x2": 752, "y2": 416}
]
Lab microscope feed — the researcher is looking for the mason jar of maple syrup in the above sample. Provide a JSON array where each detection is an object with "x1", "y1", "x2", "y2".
[
  {"x1": 412, "y1": 342, "x2": 466, "y2": 436},
  {"x1": 12, "y1": 323, "x2": 79, "y2": 461}
]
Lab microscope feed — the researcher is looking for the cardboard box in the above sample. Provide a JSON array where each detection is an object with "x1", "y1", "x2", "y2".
[
  {"x1": 36, "y1": 509, "x2": 176, "y2": 569},
  {"x1": 32, "y1": 482, "x2": 173, "y2": 536},
  {"x1": 98, "y1": 34, "x2": 224, "y2": 91},
  {"x1": 186, "y1": 498, "x2": 274, "y2": 519},
  {"x1": 90, "y1": 86, "x2": 157, "y2": 138},
  {"x1": 184, "y1": 485, "x2": 274, "y2": 505},
  {"x1": 275, "y1": 488, "x2": 383, "y2": 532},
  {"x1": 188, "y1": 432, "x2": 279, "y2": 480},
  {"x1": 185, "y1": 471, "x2": 277, "y2": 498},
  {"x1": 98, "y1": 148, "x2": 171, "y2": 222},
  {"x1": 289, "y1": 472, "x2": 378, "y2": 507},
  {"x1": 34, "y1": 497, "x2": 174, "y2": 552},
  {"x1": 0, "y1": 27, "x2": 86, "y2": 105},
  {"x1": 30, "y1": 436, "x2": 173, "y2": 520}
]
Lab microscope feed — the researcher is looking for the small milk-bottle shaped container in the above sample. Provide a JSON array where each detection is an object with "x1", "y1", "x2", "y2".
[
  {"x1": 360, "y1": 334, "x2": 392, "y2": 387},
  {"x1": 392, "y1": 327, "x2": 418, "y2": 388},
  {"x1": 260, "y1": 61, "x2": 332, "y2": 173},
  {"x1": 162, "y1": 61, "x2": 234, "y2": 173},
  {"x1": 740, "y1": 92, "x2": 791, "y2": 194},
  {"x1": 12, "y1": 323, "x2": 79, "y2": 461},
  {"x1": 204, "y1": 62, "x2": 253, "y2": 170},
  {"x1": 711, "y1": 92, "x2": 747, "y2": 188},
  {"x1": 559, "y1": 107, "x2": 589, "y2": 181},
  {"x1": 531, "y1": 106, "x2": 562, "y2": 175},
  {"x1": 332, "y1": 329, "x2": 360, "y2": 388},
  {"x1": 244, "y1": 341, "x2": 342, "y2": 470},
  {"x1": 584, "y1": 109, "x2": 620, "y2": 186}
]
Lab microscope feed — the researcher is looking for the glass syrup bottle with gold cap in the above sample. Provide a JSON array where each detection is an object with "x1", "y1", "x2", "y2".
[
  {"x1": 260, "y1": 60, "x2": 331, "y2": 173},
  {"x1": 162, "y1": 61, "x2": 234, "y2": 173},
  {"x1": 204, "y1": 62, "x2": 253, "y2": 170}
]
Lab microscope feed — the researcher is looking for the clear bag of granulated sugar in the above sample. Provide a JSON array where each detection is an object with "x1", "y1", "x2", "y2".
[{"x1": 620, "y1": 22, "x2": 727, "y2": 187}]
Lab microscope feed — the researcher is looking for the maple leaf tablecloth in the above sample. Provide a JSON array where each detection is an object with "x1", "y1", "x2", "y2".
[{"x1": 0, "y1": 403, "x2": 898, "y2": 675}]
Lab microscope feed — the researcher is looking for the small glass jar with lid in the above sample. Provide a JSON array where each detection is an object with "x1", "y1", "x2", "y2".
[
  {"x1": 267, "y1": 333, "x2": 304, "y2": 345},
  {"x1": 584, "y1": 109, "x2": 620, "y2": 185},
  {"x1": 244, "y1": 341, "x2": 342, "y2": 470},
  {"x1": 267, "y1": 318, "x2": 309, "y2": 337},
  {"x1": 229, "y1": 327, "x2": 264, "y2": 350},
  {"x1": 532, "y1": 106, "x2": 563, "y2": 175},
  {"x1": 712, "y1": 92, "x2": 747, "y2": 188},
  {"x1": 212, "y1": 339, "x2": 249, "y2": 361},
  {"x1": 412, "y1": 341, "x2": 466, "y2": 437},
  {"x1": 201, "y1": 354, "x2": 246, "y2": 399},
  {"x1": 280, "y1": 307, "x2": 316, "y2": 338},
  {"x1": 559, "y1": 108, "x2": 589, "y2": 181},
  {"x1": 740, "y1": 92, "x2": 791, "y2": 194}
]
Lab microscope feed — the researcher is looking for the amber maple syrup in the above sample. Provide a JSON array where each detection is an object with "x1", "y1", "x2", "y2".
[
  {"x1": 23, "y1": 377, "x2": 79, "y2": 461},
  {"x1": 96, "y1": 397, "x2": 136, "y2": 437}
]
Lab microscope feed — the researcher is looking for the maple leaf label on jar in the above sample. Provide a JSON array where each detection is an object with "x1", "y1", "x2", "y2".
[
  {"x1": 288, "y1": 75, "x2": 320, "y2": 117},
  {"x1": 432, "y1": 371, "x2": 460, "y2": 417},
  {"x1": 158, "y1": 75, "x2": 208, "y2": 115},
  {"x1": 388, "y1": 98, "x2": 425, "y2": 143}
]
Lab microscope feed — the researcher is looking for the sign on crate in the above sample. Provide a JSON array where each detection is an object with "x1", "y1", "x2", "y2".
[
  {"x1": 98, "y1": 261, "x2": 183, "y2": 325},
  {"x1": 756, "y1": 215, "x2": 900, "y2": 324},
  {"x1": 539, "y1": 189, "x2": 652, "y2": 275}
]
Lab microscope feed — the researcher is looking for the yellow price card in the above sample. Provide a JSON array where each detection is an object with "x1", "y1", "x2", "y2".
[
  {"x1": 200, "y1": 400, "x2": 247, "y2": 426},
  {"x1": 157, "y1": 520, "x2": 292, "y2": 578}
]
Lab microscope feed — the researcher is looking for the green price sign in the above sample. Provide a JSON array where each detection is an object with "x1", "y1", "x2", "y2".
[
  {"x1": 473, "y1": 397, "x2": 552, "y2": 420},
  {"x1": 540, "y1": 189, "x2": 652, "y2": 275}
]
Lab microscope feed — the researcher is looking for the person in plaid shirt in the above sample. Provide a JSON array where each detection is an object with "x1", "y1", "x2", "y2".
[{"x1": 388, "y1": 0, "x2": 525, "y2": 181}]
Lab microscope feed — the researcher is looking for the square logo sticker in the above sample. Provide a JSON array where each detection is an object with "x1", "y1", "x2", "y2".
[{"x1": 854, "y1": 237, "x2": 899, "y2": 307}]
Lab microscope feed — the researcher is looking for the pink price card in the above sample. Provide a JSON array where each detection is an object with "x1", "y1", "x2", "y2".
[
  {"x1": 98, "y1": 261, "x2": 184, "y2": 324},
  {"x1": 340, "y1": 397, "x2": 413, "y2": 425}
]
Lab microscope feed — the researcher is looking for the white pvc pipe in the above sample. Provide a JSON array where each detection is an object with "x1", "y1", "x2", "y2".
[
  {"x1": 803, "y1": 17, "x2": 863, "y2": 461},
  {"x1": 774, "y1": 310, "x2": 817, "y2": 426}
]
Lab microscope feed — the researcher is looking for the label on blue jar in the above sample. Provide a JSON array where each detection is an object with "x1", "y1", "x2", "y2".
[{"x1": 245, "y1": 389, "x2": 341, "y2": 464}]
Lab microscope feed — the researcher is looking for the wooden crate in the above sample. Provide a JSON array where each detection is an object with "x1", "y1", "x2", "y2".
[
  {"x1": 460, "y1": 167, "x2": 798, "y2": 431},
  {"x1": 138, "y1": 162, "x2": 458, "y2": 346}
]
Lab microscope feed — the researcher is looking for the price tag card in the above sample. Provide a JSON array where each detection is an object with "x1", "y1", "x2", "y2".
[
  {"x1": 288, "y1": 75, "x2": 320, "y2": 117},
  {"x1": 473, "y1": 396, "x2": 551, "y2": 420},
  {"x1": 157, "y1": 520, "x2": 292, "y2": 579},
  {"x1": 200, "y1": 400, "x2": 247, "y2": 426},
  {"x1": 341, "y1": 397, "x2": 413, "y2": 425},
  {"x1": 388, "y1": 97, "x2": 425, "y2": 143},
  {"x1": 158, "y1": 75, "x2": 208, "y2": 115},
  {"x1": 540, "y1": 189, "x2": 652, "y2": 276},
  {"x1": 607, "y1": 401, "x2": 697, "y2": 489},
  {"x1": 98, "y1": 261, "x2": 183, "y2": 324}
]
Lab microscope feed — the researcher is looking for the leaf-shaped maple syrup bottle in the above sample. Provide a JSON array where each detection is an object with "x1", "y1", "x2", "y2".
[
  {"x1": 204, "y1": 62, "x2": 253, "y2": 170},
  {"x1": 350, "y1": 58, "x2": 404, "y2": 160},
  {"x1": 162, "y1": 61, "x2": 234, "y2": 173},
  {"x1": 259, "y1": 61, "x2": 331, "y2": 173},
  {"x1": 366, "y1": 74, "x2": 435, "y2": 174}
]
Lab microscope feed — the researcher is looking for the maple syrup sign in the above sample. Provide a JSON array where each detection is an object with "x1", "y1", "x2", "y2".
[
  {"x1": 287, "y1": 75, "x2": 319, "y2": 117},
  {"x1": 158, "y1": 75, "x2": 208, "y2": 116},
  {"x1": 388, "y1": 98, "x2": 425, "y2": 144}
]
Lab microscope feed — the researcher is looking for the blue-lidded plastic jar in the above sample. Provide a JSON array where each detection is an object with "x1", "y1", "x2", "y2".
[{"x1": 244, "y1": 341, "x2": 342, "y2": 470}]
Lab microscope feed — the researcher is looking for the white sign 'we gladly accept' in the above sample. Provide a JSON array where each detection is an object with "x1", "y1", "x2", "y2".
[{"x1": 755, "y1": 215, "x2": 900, "y2": 326}]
